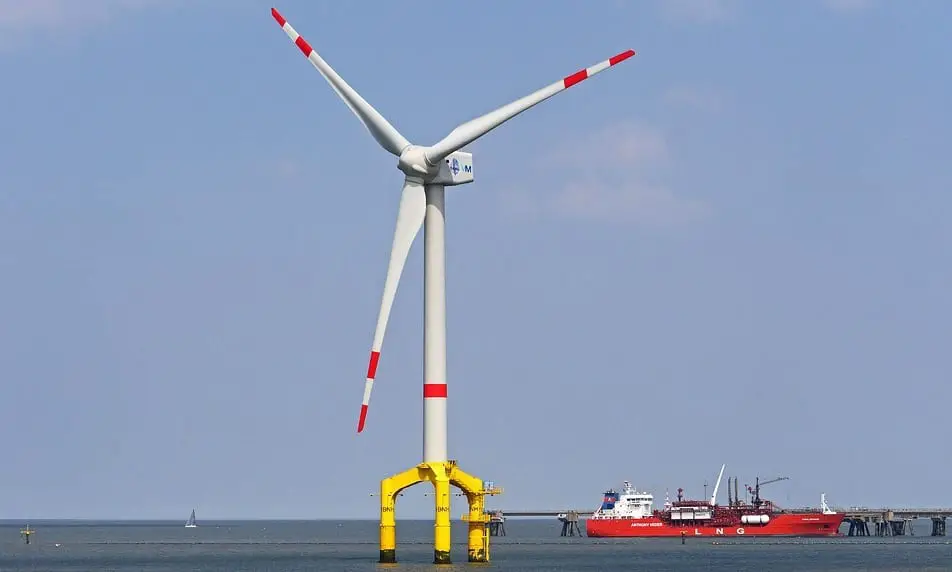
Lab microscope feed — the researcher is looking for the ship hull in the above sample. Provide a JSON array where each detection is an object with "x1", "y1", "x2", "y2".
[{"x1": 586, "y1": 513, "x2": 844, "y2": 538}]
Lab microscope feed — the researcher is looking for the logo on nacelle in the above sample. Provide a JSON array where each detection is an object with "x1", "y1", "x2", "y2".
[{"x1": 450, "y1": 157, "x2": 460, "y2": 175}]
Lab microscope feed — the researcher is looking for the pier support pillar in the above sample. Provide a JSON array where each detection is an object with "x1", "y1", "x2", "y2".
[
  {"x1": 932, "y1": 517, "x2": 947, "y2": 537},
  {"x1": 488, "y1": 511, "x2": 506, "y2": 537},
  {"x1": 875, "y1": 520, "x2": 889, "y2": 536},
  {"x1": 559, "y1": 511, "x2": 582, "y2": 537},
  {"x1": 847, "y1": 518, "x2": 870, "y2": 536},
  {"x1": 889, "y1": 520, "x2": 906, "y2": 536}
]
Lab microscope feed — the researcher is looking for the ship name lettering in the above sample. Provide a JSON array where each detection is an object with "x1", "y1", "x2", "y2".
[
  {"x1": 715, "y1": 528, "x2": 724, "y2": 535},
  {"x1": 736, "y1": 527, "x2": 745, "y2": 535},
  {"x1": 694, "y1": 528, "x2": 702, "y2": 536}
]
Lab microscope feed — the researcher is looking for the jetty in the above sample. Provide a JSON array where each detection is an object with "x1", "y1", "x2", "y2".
[
  {"x1": 486, "y1": 506, "x2": 952, "y2": 537},
  {"x1": 837, "y1": 507, "x2": 951, "y2": 537}
]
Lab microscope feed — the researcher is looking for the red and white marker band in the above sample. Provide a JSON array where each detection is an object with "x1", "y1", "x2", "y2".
[{"x1": 563, "y1": 49, "x2": 636, "y2": 88}]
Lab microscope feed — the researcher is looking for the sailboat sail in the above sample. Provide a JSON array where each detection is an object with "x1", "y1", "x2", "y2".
[{"x1": 185, "y1": 509, "x2": 197, "y2": 527}]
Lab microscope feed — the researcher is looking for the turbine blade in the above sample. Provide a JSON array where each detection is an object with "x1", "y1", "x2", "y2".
[
  {"x1": 271, "y1": 8, "x2": 410, "y2": 156},
  {"x1": 357, "y1": 177, "x2": 427, "y2": 433},
  {"x1": 424, "y1": 49, "x2": 636, "y2": 164}
]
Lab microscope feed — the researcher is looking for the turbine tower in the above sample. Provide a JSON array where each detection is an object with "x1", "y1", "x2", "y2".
[{"x1": 270, "y1": 7, "x2": 635, "y2": 564}]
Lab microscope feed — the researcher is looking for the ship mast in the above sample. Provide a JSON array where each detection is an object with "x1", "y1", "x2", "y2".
[{"x1": 747, "y1": 475, "x2": 790, "y2": 509}]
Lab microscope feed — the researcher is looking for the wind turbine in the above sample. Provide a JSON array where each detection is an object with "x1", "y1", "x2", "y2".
[{"x1": 270, "y1": 7, "x2": 635, "y2": 564}]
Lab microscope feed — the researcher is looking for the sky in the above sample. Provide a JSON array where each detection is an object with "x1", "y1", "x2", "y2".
[{"x1": 1, "y1": 0, "x2": 950, "y2": 520}]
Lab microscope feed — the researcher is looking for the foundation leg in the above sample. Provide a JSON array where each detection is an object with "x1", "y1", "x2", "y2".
[
  {"x1": 433, "y1": 466, "x2": 452, "y2": 564},
  {"x1": 467, "y1": 492, "x2": 489, "y2": 562},
  {"x1": 378, "y1": 465, "x2": 428, "y2": 564},
  {"x1": 379, "y1": 478, "x2": 397, "y2": 563},
  {"x1": 449, "y1": 464, "x2": 493, "y2": 563}
]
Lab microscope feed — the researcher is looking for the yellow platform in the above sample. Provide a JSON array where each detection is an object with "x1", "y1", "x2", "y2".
[{"x1": 378, "y1": 460, "x2": 501, "y2": 564}]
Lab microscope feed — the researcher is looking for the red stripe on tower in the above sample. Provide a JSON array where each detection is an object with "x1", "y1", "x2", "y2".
[
  {"x1": 366, "y1": 351, "x2": 381, "y2": 379},
  {"x1": 423, "y1": 384, "x2": 447, "y2": 398}
]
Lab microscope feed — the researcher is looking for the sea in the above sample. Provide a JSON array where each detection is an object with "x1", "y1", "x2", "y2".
[{"x1": 1, "y1": 520, "x2": 950, "y2": 571}]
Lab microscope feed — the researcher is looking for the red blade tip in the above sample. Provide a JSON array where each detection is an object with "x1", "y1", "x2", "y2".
[
  {"x1": 357, "y1": 404, "x2": 369, "y2": 433},
  {"x1": 610, "y1": 50, "x2": 636, "y2": 66},
  {"x1": 271, "y1": 8, "x2": 286, "y2": 27}
]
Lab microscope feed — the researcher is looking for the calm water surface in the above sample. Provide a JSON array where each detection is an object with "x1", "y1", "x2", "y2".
[{"x1": 2, "y1": 520, "x2": 950, "y2": 571}]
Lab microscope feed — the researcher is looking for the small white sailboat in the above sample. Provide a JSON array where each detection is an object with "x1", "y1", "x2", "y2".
[{"x1": 185, "y1": 509, "x2": 197, "y2": 528}]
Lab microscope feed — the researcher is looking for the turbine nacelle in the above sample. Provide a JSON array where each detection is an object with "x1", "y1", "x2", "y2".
[
  {"x1": 430, "y1": 151, "x2": 474, "y2": 187},
  {"x1": 397, "y1": 146, "x2": 474, "y2": 187}
]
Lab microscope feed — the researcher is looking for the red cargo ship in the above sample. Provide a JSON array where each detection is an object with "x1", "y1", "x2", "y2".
[{"x1": 586, "y1": 465, "x2": 844, "y2": 538}]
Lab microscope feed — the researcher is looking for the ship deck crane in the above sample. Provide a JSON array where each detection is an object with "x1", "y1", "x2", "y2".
[{"x1": 746, "y1": 476, "x2": 790, "y2": 508}]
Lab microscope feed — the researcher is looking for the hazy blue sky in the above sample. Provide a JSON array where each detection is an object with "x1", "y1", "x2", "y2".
[{"x1": 2, "y1": 0, "x2": 950, "y2": 520}]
